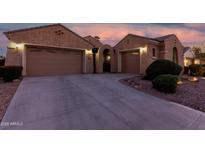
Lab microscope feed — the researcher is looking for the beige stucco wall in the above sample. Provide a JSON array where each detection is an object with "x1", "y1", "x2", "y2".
[
  {"x1": 140, "y1": 44, "x2": 160, "y2": 74},
  {"x1": 84, "y1": 36, "x2": 103, "y2": 48},
  {"x1": 114, "y1": 34, "x2": 160, "y2": 74},
  {"x1": 5, "y1": 48, "x2": 22, "y2": 66},
  {"x1": 114, "y1": 34, "x2": 160, "y2": 50},
  {"x1": 5, "y1": 24, "x2": 93, "y2": 49},
  {"x1": 163, "y1": 35, "x2": 184, "y2": 67},
  {"x1": 86, "y1": 53, "x2": 94, "y2": 73}
]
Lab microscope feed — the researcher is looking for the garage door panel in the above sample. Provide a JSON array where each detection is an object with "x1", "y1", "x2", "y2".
[
  {"x1": 26, "y1": 48, "x2": 83, "y2": 76},
  {"x1": 121, "y1": 51, "x2": 140, "y2": 74}
]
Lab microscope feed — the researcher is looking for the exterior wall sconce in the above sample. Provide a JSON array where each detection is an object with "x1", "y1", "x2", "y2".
[{"x1": 8, "y1": 42, "x2": 24, "y2": 52}]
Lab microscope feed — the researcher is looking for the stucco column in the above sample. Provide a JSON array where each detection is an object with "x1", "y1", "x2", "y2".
[
  {"x1": 22, "y1": 47, "x2": 27, "y2": 76},
  {"x1": 118, "y1": 52, "x2": 122, "y2": 72},
  {"x1": 83, "y1": 50, "x2": 86, "y2": 73}
]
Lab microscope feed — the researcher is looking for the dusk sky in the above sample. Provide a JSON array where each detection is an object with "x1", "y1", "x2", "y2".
[{"x1": 1, "y1": 23, "x2": 205, "y2": 55}]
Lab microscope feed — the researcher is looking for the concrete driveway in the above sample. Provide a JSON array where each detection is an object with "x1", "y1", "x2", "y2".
[{"x1": 1, "y1": 74, "x2": 205, "y2": 130}]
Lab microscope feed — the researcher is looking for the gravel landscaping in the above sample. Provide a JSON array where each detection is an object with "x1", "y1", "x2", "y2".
[
  {"x1": 120, "y1": 75, "x2": 205, "y2": 112},
  {"x1": 0, "y1": 79, "x2": 20, "y2": 121}
]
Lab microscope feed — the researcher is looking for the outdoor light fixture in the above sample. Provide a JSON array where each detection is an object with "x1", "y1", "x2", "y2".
[
  {"x1": 107, "y1": 55, "x2": 111, "y2": 60},
  {"x1": 86, "y1": 49, "x2": 93, "y2": 55},
  {"x1": 140, "y1": 46, "x2": 147, "y2": 54},
  {"x1": 9, "y1": 42, "x2": 24, "y2": 51}
]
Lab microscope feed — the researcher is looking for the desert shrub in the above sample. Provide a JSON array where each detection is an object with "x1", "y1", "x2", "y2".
[
  {"x1": 0, "y1": 66, "x2": 23, "y2": 82},
  {"x1": 189, "y1": 64, "x2": 201, "y2": 76},
  {"x1": 144, "y1": 59, "x2": 182, "y2": 80},
  {"x1": 198, "y1": 66, "x2": 205, "y2": 77},
  {"x1": 189, "y1": 64, "x2": 205, "y2": 76},
  {"x1": 152, "y1": 74, "x2": 178, "y2": 93}
]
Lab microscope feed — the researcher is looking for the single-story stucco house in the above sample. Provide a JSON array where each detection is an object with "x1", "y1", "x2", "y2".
[{"x1": 4, "y1": 24, "x2": 184, "y2": 76}]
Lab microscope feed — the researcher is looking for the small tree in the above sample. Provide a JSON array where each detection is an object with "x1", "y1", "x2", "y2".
[{"x1": 192, "y1": 46, "x2": 202, "y2": 57}]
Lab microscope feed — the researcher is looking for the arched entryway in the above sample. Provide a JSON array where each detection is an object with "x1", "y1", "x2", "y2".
[
  {"x1": 173, "y1": 47, "x2": 178, "y2": 64},
  {"x1": 103, "y1": 49, "x2": 111, "y2": 72},
  {"x1": 97, "y1": 44, "x2": 115, "y2": 73}
]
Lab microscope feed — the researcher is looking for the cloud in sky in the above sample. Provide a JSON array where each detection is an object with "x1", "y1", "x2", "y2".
[
  {"x1": 66, "y1": 23, "x2": 205, "y2": 46},
  {"x1": 1, "y1": 23, "x2": 205, "y2": 55}
]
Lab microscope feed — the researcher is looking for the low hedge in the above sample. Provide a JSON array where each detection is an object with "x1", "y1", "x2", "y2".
[
  {"x1": 0, "y1": 66, "x2": 23, "y2": 82},
  {"x1": 152, "y1": 74, "x2": 178, "y2": 93},
  {"x1": 144, "y1": 59, "x2": 182, "y2": 80},
  {"x1": 189, "y1": 64, "x2": 205, "y2": 76}
]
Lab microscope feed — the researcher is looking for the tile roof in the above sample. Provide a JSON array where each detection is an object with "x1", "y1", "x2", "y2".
[{"x1": 155, "y1": 34, "x2": 175, "y2": 41}]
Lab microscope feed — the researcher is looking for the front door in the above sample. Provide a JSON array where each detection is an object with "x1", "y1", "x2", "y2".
[{"x1": 103, "y1": 50, "x2": 111, "y2": 72}]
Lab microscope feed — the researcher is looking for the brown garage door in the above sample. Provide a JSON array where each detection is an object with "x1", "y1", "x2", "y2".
[
  {"x1": 121, "y1": 51, "x2": 140, "y2": 74},
  {"x1": 26, "y1": 47, "x2": 83, "y2": 76}
]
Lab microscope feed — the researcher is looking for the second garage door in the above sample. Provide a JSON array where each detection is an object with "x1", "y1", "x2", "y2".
[
  {"x1": 121, "y1": 51, "x2": 140, "y2": 74},
  {"x1": 26, "y1": 47, "x2": 83, "y2": 76}
]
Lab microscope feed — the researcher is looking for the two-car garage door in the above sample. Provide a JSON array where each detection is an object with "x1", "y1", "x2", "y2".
[
  {"x1": 121, "y1": 51, "x2": 140, "y2": 74},
  {"x1": 26, "y1": 47, "x2": 83, "y2": 76}
]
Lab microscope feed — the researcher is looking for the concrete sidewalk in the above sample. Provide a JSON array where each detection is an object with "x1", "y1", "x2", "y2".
[{"x1": 1, "y1": 74, "x2": 205, "y2": 130}]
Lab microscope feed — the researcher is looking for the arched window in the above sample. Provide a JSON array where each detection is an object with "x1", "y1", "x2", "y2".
[
  {"x1": 173, "y1": 47, "x2": 178, "y2": 64},
  {"x1": 152, "y1": 48, "x2": 156, "y2": 57}
]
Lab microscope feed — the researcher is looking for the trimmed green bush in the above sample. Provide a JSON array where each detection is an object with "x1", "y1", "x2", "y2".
[
  {"x1": 144, "y1": 59, "x2": 182, "y2": 80},
  {"x1": 152, "y1": 74, "x2": 178, "y2": 93},
  {"x1": 0, "y1": 66, "x2": 23, "y2": 82}
]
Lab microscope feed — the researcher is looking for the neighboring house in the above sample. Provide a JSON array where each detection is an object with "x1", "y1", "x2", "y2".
[
  {"x1": 194, "y1": 52, "x2": 205, "y2": 65},
  {"x1": 4, "y1": 24, "x2": 184, "y2": 76},
  {"x1": 183, "y1": 47, "x2": 196, "y2": 66}
]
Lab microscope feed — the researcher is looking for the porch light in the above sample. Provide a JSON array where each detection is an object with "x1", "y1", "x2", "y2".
[
  {"x1": 140, "y1": 46, "x2": 147, "y2": 54},
  {"x1": 9, "y1": 42, "x2": 24, "y2": 51},
  {"x1": 85, "y1": 49, "x2": 93, "y2": 55},
  {"x1": 107, "y1": 55, "x2": 111, "y2": 60}
]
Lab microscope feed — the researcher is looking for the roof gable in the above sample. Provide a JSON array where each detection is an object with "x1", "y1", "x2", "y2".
[
  {"x1": 114, "y1": 34, "x2": 160, "y2": 48},
  {"x1": 4, "y1": 24, "x2": 94, "y2": 49},
  {"x1": 155, "y1": 34, "x2": 175, "y2": 41},
  {"x1": 84, "y1": 35, "x2": 103, "y2": 47},
  {"x1": 184, "y1": 48, "x2": 195, "y2": 58}
]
